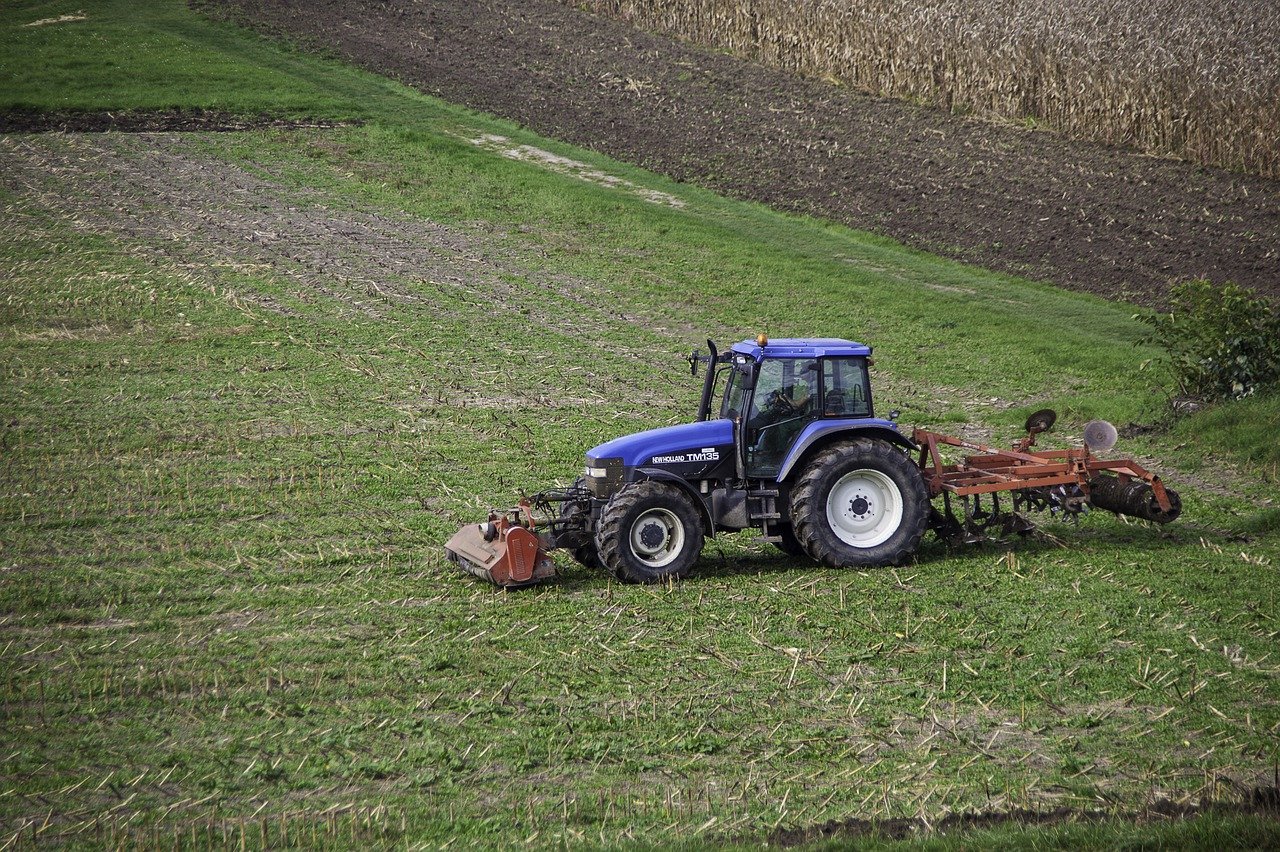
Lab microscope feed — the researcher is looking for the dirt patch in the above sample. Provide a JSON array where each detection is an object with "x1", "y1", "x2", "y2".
[
  {"x1": 0, "y1": 107, "x2": 357, "y2": 134},
  {"x1": 197, "y1": 0, "x2": 1280, "y2": 308},
  {"x1": 0, "y1": 132, "x2": 625, "y2": 337},
  {"x1": 22, "y1": 12, "x2": 88, "y2": 27},
  {"x1": 766, "y1": 786, "x2": 1280, "y2": 846}
]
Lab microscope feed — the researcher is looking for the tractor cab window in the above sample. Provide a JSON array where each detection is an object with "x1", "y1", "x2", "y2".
[
  {"x1": 745, "y1": 357, "x2": 820, "y2": 477},
  {"x1": 719, "y1": 357, "x2": 752, "y2": 421},
  {"x1": 822, "y1": 357, "x2": 872, "y2": 417}
]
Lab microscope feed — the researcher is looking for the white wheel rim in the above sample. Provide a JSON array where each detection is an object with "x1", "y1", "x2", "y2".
[
  {"x1": 826, "y1": 469, "x2": 904, "y2": 548},
  {"x1": 628, "y1": 508, "x2": 685, "y2": 569}
]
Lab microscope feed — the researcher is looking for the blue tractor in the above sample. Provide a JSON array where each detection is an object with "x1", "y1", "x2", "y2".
[
  {"x1": 445, "y1": 334, "x2": 1180, "y2": 586},
  {"x1": 448, "y1": 335, "x2": 931, "y2": 584}
]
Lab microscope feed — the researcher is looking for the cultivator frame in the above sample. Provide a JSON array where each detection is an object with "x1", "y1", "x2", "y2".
[{"x1": 913, "y1": 415, "x2": 1180, "y2": 545}]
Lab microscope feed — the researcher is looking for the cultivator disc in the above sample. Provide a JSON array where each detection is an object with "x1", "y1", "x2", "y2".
[
  {"x1": 1083, "y1": 420, "x2": 1119, "y2": 452},
  {"x1": 1024, "y1": 408, "x2": 1057, "y2": 434}
]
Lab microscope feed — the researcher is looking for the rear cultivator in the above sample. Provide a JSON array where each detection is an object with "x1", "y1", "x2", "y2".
[
  {"x1": 914, "y1": 409, "x2": 1180, "y2": 546},
  {"x1": 445, "y1": 337, "x2": 1182, "y2": 587}
]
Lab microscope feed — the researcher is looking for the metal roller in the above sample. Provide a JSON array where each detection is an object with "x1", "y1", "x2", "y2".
[{"x1": 1087, "y1": 475, "x2": 1182, "y2": 524}]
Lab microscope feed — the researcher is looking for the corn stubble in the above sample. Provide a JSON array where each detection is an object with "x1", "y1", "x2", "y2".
[{"x1": 576, "y1": 0, "x2": 1280, "y2": 178}]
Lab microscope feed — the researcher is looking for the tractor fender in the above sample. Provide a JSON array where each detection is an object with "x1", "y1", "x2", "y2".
[
  {"x1": 776, "y1": 421, "x2": 916, "y2": 482},
  {"x1": 629, "y1": 466, "x2": 717, "y2": 538}
]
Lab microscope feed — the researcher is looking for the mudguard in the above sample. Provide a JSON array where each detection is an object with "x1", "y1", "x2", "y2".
[
  {"x1": 629, "y1": 466, "x2": 717, "y2": 535},
  {"x1": 776, "y1": 420, "x2": 914, "y2": 481}
]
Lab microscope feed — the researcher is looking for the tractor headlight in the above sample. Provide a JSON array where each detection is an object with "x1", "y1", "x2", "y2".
[{"x1": 584, "y1": 457, "x2": 624, "y2": 498}]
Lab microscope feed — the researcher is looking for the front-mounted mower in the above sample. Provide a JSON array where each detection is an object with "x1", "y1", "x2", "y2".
[{"x1": 445, "y1": 336, "x2": 1181, "y2": 586}]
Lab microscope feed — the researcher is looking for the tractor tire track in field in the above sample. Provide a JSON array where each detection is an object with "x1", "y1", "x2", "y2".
[
  {"x1": 201, "y1": 0, "x2": 1280, "y2": 307},
  {"x1": 0, "y1": 132, "x2": 616, "y2": 337}
]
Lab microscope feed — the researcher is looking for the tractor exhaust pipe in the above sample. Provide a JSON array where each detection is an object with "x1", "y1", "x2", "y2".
[
  {"x1": 1088, "y1": 475, "x2": 1182, "y2": 524},
  {"x1": 694, "y1": 339, "x2": 718, "y2": 422}
]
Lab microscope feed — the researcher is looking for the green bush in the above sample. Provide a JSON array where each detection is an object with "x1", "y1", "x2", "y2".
[{"x1": 1138, "y1": 279, "x2": 1280, "y2": 401}]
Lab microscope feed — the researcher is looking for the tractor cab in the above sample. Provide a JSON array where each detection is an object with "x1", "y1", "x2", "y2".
[
  {"x1": 703, "y1": 337, "x2": 880, "y2": 478},
  {"x1": 581, "y1": 335, "x2": 905, "y2": 504}
]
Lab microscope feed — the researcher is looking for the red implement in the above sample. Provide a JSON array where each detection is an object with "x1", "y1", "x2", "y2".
[
  {"x1": 444, "y1": 509, "x2": 557, "y2": 588},
  {"x1": 912, "y1": 424, "x2": 1180, "y2": 530}
]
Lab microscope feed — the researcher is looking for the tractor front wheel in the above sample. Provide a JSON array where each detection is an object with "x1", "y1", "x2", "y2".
[
  {"x1": 595, "y1": 481, "x2": 704, "y2": 583},
  {"x1": 791, "y1": 439, "x2": 929, "y2": 568}
]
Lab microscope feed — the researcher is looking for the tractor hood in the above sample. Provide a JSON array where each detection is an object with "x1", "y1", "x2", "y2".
[{"x1": 587, "y1": 419, "x2": 734, "y2": 468}]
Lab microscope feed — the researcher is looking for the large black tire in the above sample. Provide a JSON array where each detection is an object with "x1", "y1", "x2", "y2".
[
  {"x1": 595, "y1": 480, "x2": 705, "y2": 583},
  {"x1": 558, "y1": 477, "x2": 600, "y2": 570},
  {"x1": 771, "y1": 524, "x2": 809, "y2": 558},
  {"x1": 791, "y1": 439, "x2": 930, "y2": 568}
]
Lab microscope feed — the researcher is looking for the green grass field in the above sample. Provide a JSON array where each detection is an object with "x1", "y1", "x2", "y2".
[{"x1": 2, "y1": 1, "x2": 1278, "y2": 848}]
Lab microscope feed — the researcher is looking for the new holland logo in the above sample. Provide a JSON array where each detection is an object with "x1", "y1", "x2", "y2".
[{"x1": 652, "y1": 447, "x2": 721, "y2": 464}]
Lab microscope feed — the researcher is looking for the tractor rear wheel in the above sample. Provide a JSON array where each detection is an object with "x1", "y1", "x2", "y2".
[
  {"x1": 595, "y1": 480, "x2": 704, "y2": 583},
  {"x1": 791, "y1": 439, "x2": 929, "y2": 568}
]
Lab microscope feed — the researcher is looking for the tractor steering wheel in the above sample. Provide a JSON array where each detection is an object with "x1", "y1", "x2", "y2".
[
  {"x1": 767, "y1": 388, "x2": 806, "y2": 415},
  {"x1": 765, "y1": 389, "x2": 792, "y2": 414}
]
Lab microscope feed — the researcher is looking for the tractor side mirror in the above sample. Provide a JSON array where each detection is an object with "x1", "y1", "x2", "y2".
[
  {"x1": 690, "y1": 338, "x2": 721, "y2": 377},
  {"x1": 888, "y1": 409, "x2": 901, "y2": 421}
]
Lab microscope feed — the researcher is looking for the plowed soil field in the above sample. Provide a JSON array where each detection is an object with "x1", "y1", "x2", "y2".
[{"x1": 199, "y1": 0, "x2": 1280, "y2": 307}]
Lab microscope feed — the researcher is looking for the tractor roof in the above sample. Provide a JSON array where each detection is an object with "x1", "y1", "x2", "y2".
[{"x1": 730, "y1": 337, "x2": 871, "y2": 360}]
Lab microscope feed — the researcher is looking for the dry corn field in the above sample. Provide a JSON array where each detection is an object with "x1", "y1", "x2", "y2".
[{"x1": 572, "y1": 0, "x2": 1280, "y2": 178}]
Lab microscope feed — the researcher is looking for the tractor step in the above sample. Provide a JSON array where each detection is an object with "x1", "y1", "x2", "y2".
[{"x1": 747, "y1": 488, "x2": 781, "y2": 521}]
